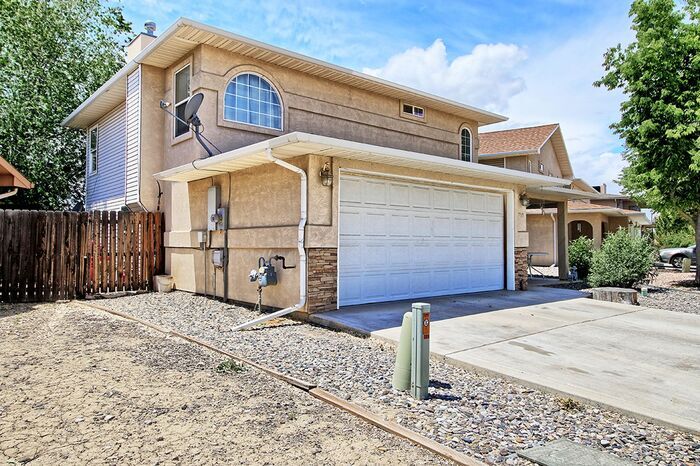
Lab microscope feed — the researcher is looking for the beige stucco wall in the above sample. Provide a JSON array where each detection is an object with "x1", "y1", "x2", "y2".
[
  {"x1": 133, "y1": 42, "x2": 528, "y2": 310},
  {"x1": 527, "y1": 214, "x2": 556, "y2": 266},
  {"x1": 164, "y1": 153, "x2": 526, "y2": 310},
  {"x1": 155, "y1": 44, "x2": 480, "y2": 171},
  {"x1": 529, "y1": 141, "x2": 563, "y2": 178}
]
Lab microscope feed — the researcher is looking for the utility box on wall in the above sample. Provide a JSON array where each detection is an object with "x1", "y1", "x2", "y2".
[
  {"x1": 207, "y1": 186, "x2": 220, "y2": 231},
  {"x1": 207, "y1": 186, "x2": 227, "y2": 231}
]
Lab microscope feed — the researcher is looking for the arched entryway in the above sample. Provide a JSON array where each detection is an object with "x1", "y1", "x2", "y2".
[{"x1": 569, "y1": 220, "x2": 593, "y2": 241}]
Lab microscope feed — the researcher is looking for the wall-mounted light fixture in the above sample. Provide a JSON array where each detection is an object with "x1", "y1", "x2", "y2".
[
  {"x1": 319, "y1": 161, "x2": 333, "y2": 187},
  {"x1": 519, "y1": 192, "x2": 530, "y2": 207}
]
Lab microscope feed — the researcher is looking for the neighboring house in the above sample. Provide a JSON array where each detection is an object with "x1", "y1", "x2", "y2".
[
  {"x1": 479, "y1": 125, "x2": 650, "y2": 267},
  {"x1": 0, "y1": 156, "x2": 34, "y2": 201},
  {"x1": 63, "y1": 18, "x2": 579, "y2": 313}
]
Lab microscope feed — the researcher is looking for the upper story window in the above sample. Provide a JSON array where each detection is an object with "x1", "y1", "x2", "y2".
[
  {"x1": 460, "y1": 128, "x2": 472, "y2": 162},
  {"x1": 88, "y1": 126, "x2": 98, "y2": 174},
  {"x1": 402, "y1": 103, "x2": 424, "y2": 118},
  {"x1": 224, "y1": 73, "x2": 282, "y2": 130},
  {"x1": 174, "y1": 65, "x2": 191, "y2": 137}
]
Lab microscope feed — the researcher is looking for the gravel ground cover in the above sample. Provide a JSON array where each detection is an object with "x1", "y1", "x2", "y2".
[
  {"x1": 0, "y1": 302, "x2": 445, "y2": 465},
  {"x1": 99, "y1": 292, "x2": 700, "y2": 465},
  {"x1": 639, "y1": 270, "x2": 700, "y2": 315}
]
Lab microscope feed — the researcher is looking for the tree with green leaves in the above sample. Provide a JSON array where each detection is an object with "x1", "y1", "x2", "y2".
[
  {"x1": 0, "y1": 0, "x2": 131, "y2": 210},
  {"x1": 596, "y1": 0, "x2": 700, "y2": 285}
]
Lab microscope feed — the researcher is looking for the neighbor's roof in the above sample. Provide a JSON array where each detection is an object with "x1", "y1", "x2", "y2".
[
  {"x1": 527, "y1": 199, "x2": 651, "y2": 225},
  {"x1": 154, "y1": 131, "x2": 571, "y2": 189},
  {"x1": 478, "y1": 124, "x2": 574, "y2": 179},
  {"x1": 568, "y1": 201, "x2": 651, "y2": 224},
  {"x1": 63, "y1": 18, "x2": 507, "y2": 129},
  {"x1": 0, "y1": 156, "x2": 33, "y2": 189}
]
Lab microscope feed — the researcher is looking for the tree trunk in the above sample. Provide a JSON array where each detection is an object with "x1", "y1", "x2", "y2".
[{"x1": 696, "y1": 211, "x2": 700, "y2": 286}]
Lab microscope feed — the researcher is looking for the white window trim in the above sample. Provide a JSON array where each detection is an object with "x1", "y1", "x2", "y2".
[
  {"x1": 173, "y1": 63, "x2": 191, "y2": 139},
  {"x1": 401, "y1": 102, "x2": 425, "y2": 119},
  {"x1": 460, "y1": 127, "x2": 473, "y2": 162},
  {"x1": 223, "y1": 72, "x2": 284, "y2": 131},
  {"x1": 88, "y1": 125, "x2": 98, "y2": 176}
]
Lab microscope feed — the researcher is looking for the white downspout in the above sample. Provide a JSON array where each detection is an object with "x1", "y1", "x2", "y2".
[
  {"x1": 0, "y1": 188, "x2": 19, "y2": 200},
  {"x1": 232, "y1": 147, "x2": 307, "y2": 331}
]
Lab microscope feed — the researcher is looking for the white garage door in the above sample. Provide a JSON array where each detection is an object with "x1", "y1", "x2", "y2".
[{"x1": 338, "y1": 175, "x2": 505, "y2": 306}]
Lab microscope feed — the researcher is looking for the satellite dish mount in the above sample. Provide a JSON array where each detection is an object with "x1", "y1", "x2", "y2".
[
  {"x1": 159, "y1": 92, "x2": 215, "y2": 158},
  {"x1": 184, "y1": 92, "x2": 214, "y2": 158}
]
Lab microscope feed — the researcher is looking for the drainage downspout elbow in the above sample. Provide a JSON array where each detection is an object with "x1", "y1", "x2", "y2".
[
  {"x1": 0, "y1": 188, "x2": 19, "y2": 201},
  {"x1": 231, "y1": 148, "x2": 307, "y2": 331}
]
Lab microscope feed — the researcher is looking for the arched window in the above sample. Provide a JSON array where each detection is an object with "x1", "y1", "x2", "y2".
[
  {"x1": 460, "y1": 128, "x2": 472, "y2": 162},
  {"x1": 224, "y1": 73, "x2": 282, "y2": 130}
]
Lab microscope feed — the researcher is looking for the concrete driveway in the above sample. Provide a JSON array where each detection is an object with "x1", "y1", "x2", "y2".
[{"x1": 311, "y1": 285, "x2": 700, "y2": 433}]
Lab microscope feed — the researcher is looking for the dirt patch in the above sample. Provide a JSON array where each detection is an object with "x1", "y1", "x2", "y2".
[{"x1": 0, "y1": 302, "x2": 446, "y2": 465}]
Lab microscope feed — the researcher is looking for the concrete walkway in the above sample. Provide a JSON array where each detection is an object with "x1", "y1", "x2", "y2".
[{"x1": 310, "y1": 285, "x2": 700, "y2": 433}]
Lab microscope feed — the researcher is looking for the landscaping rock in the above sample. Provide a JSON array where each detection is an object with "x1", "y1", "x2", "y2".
[{"x1": 94, "y1": 292, "x2": 700, "y2": 465}]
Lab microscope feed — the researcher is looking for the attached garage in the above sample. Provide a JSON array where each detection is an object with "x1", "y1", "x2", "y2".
[{"x1": 339, "y1": 174, "x2": 505, "y2": 306}]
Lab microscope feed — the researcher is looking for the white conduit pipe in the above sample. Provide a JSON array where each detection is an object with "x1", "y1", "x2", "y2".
[{"x1": 232, "y1": 148, "x2": 307, "y2": 331}]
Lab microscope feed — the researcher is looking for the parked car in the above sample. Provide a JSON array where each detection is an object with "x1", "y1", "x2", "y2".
[{"x1": 659, "y1": 244, "x2": 697, "y2": 268}]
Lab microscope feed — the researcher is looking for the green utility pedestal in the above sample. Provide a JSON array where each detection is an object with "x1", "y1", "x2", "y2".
[{"x1": 410, "y1": 302, "x2": 430, "y2": 400}]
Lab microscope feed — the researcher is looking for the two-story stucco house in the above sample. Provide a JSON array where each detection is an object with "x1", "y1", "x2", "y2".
[
  {"x1": 478, "y1": 124, "x2": 650, "y2": 268},
  {"x1": 63, "y1": 18, "x2": 583, "y2": 316}
]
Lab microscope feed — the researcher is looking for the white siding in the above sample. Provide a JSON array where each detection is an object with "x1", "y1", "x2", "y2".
[
  {"x1": 85, "y1": 104, "x2": 126, "y2": 211},
  {"x1": 125, "y1": 66, "x2": 141, "y2": 209}
]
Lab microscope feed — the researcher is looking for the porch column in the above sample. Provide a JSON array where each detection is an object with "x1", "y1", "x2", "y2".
[{"x1": 557, "y1": 202, "x2": 569, "y2": 280}]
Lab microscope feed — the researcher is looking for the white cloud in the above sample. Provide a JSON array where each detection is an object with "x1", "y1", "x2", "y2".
[
  {"x1": 363, "y1": 11, "x2": 633, "y2": 193},
  {"x1": 363, "y1": 40, "x2": 527, "y2": 113}
]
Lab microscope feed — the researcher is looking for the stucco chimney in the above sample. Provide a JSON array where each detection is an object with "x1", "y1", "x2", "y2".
[{"x1": 126, "y1": 21, "x2": 157, "y2": 62}]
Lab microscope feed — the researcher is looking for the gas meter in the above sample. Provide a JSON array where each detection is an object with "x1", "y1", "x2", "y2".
[{"x1": 248, "y1": 255, "x2": 296, "y2": 288}]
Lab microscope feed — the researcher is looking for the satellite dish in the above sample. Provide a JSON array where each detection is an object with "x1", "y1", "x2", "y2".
[{"x1": 184, "y1": 92, "x2": 204, "y2": 124}]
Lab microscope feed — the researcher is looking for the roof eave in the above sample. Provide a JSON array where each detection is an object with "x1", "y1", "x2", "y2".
[
  {"x1": 63, "y1": 17, "x2": 507, "y2": 129},
  {"x1": 154, "y1": 131, "x2": 569, "y2": 188}
]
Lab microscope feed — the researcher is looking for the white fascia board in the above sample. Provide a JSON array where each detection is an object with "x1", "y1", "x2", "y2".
[{"x1": 154, "y1": 131, "x2": 571, "y2": 188}]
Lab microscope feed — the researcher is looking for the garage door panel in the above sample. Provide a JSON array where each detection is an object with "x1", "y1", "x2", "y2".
[
  {"x1": 339, "y1": 176, "x2": 505, "y2": 306},
  {"x1": 389, "y1": 183, "x2": 410, "y2": 206},
  {"x1": 433, "y1": 216, "x2": 451, "y2": 236},
  {"x1": 389, "y1": 214, "x2": 410, "y2": 236},
  {"x1": 364, "y1": 180, "x2": 387, "y2": 205},
  {"x1": 470, "y1": 192, "x2": 486, "y2": 212},
  {"x1": 362, "y1": 273, "x2": 387, "y2": 299},
  {"x1": 487, "y1": 193, "x2": 504, "y2": 214},
  {"x1": 364, "y1": 212, "x2": 387, "y2": 236},
  {"x1": 341, "y1": 178, "x2": 364, "y2": 204},
  {"x1": 339, "y1": 242, "x2": 362, "y2": 268},
  {"x1": 388, "y1": 243, "x2": 411, "y2": 267},
  {"x1": 340, "y1": 209, "x2": 363, "y2": 236},
  {"x1": 410, "y1": 186, "x2": 431, "y2": 208},
  {"x1": 412, "y1": 216, "x2": 432, "y2": 237},
  {"x1": 452, "y1": 191, "x2": 470, "y2": 211},
  {"x1": 364, "y1": 243, "x2": 388, "y2": 268},
  {"x1": 388, "y1": 273, "x2": 411, "y2": 298},
  {"x1": 433, "y1": 189, "x2": 451, "y2": 210}
]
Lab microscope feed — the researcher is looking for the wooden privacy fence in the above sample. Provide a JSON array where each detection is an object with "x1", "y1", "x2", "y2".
[{"x1": 0, "y1": 210, "x2": 164, "y2": 302}]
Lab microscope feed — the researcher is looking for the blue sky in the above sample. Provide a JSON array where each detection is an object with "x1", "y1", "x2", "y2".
[{"x1": 119, "y1": 0, "x2": 635, "y2": 192}]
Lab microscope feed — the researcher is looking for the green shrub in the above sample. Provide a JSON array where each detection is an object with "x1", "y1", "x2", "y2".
[
  {"x1": 568, "y1": 237, "x2": 594, "y2": 279},
  {"x1": 588, "y1": 229, "x2": 656, "y2": 288},
  {"x1": 655, "y1": 229, "x2": 695, "y2": 248}
]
